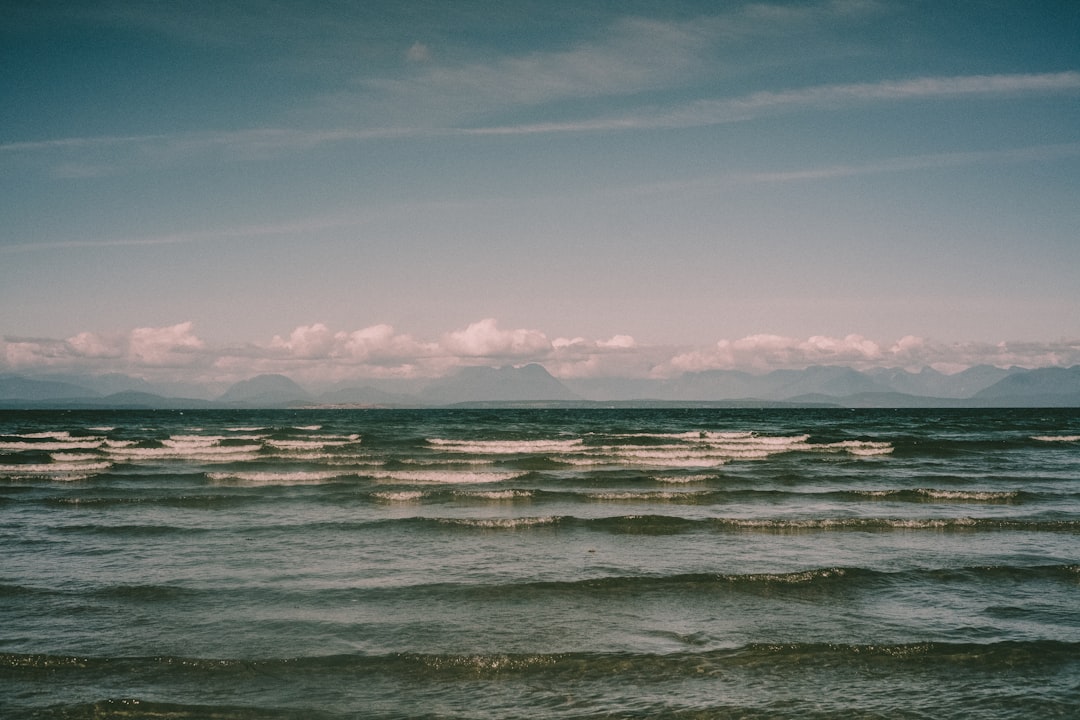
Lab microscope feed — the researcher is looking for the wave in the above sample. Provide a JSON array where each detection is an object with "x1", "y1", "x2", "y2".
[
  {"x1": 849, "y1": 488, "x2": 1027, "y2": 503},
  {"x1": 0, "y1": 458, "x2": 112, "y2": 480},
  {"x1": 5, "y1": 640, "x2": 1077, "y2": 680},
  {"x1": 414, "y1": 514, "x2": 1080, "y2": 534},
  {"x1": 41, "y1": 493, "x2": 260, "y2": 510},
  {"x1": 371, "y1": 490, "x2": 427, "y2": 502},
  {"x1": 4, "y1": 564, "x2": 1074, "y2": 606},
  {"x1": 427, "y1": 438, "x2": 586, "y2": 453},
  {"x1": 105, "y1": 444, "x2": 263, "y2": 460},
  {"x1": 358, "y1": 563, "x2": 1080, "y2": 602},
  {"x1": 367, "y1": 469, "x2": 530, "y2": 484},
  {"x1": 422, "y1": 433, "x2": 893, "y2": 469},
  {"x1": 206, "y1": 470, "x2": 353, "y2": 486},
  {"x1": 0, "y1": 439, "x2": 103, "y2": 451},
  {"x1": 1032, "y1": 434, "x2": 1080, "y2": 443},
  {"x1": 11, "y1": 431, "x2": 75, "y2": 439},
  {"x1": 266, "y1": 436, "x2": 360, "y2": 450}
]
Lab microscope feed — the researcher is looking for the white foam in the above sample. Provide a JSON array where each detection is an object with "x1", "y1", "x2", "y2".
[
  {"x1": 16, "y1": 431, "x2": 73, "y2": 439},
  {"x1": 442, "y1": 516, "x2": 558, "y2": 528},
  {"x1": 267, "y1": 440, "x2": 334, "y2": 450},
  {"x1": 1032, "y1": 435, "x2": 1080, "y2": 443},
  {"x1": 854, "y1": 489, "x2": 900, "y2": 498},
  {"x1": 369, "y1": 470, "x2": 527, "y2": 484},
  {"x1": 709, "y1": 433, "x2": 811, "y2": 446},
  {"x1": 49, "y1": 453, "x2": 101, "y2": 462},
  {"x1": 456, "y1": 489, "x2": 534, "y2": 500},
  {"x1": 0, "y1": 440, "x2": 103, "y2": 451},
  {"x1": 0, "y1": 461, "x2": 112, "y2": 475},
  {"x1": 427, "y1": 438, "x2": 584, "y2": 454},
  {"x1": 293, "y1": 425, "x2": 322, "y2": 431},
  {"x1": 372, "y1": 490, "x2": 427, "y2": 502},
  {"x1": 399, "y1": 458, "x2": 496, "y2": 466},
  {"x1": 653, "y1": 474, "x2": 714, "y2": 484},
  {"x1": 206, "y1": 470, "x2": 345, "y2": 485},
  {"x1": 106, "y1": 444, "x2": 262, "y2": 458},
  {"x1": 162, "y1": 435, "x2": 228, "y2": 448},
  {"x1": 914, "y1": 489, "x2": 1019, "y2": 501},
  {"x1": 818, "y1": 440, "x2": 894, "y2": 456},
  {"x1": 609, "y1": 431, "x2": 755, "y2": 441},
  {"x1": 586, "y1": 490, "x2": 706, "y2": 501}
]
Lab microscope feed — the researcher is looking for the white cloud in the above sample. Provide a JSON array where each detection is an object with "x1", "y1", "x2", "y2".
[
  {"x1": 270, "y1": 323, "x2": 336, "y2": 358},
  {"x1": 659, "y1": 333, "x2": 919, "y2": 376},
  {"x1": 129, "y1": 322, "x2": 206, "y2": 366},
  {"x1": 66, "y1": 331, "x2": 125, "y2": 358},
  {"x1": 440, "y1": 319, "x2": 551, "y2": 359},
  {"x1": 0, "y1": 322, "x2": 207, "y2": 373},
  {"x1": 339, "y1": 324, "x2": 437, "y2": 363},
  {"x1": 4, "y1": 322, "x2": 1079, "y2": 385}
]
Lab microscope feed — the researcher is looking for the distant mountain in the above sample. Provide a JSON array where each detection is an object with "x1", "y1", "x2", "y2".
[
  {"x1": 35, "y1": 372, "x2": 157, "y2": 397},
  {"x1": 761, "y1": 366, "x2": 891, "y2": 399},
  {"x1": 657, "y1": 366, "x2": 890, "y2": 401},
  {"x1": 562, "y1": 377, "x2": 667, "y2": 402},
  {"x1": 217, "y1": 374, "x2": 313, "y2": 406},
  {"x1": 659, "y1": 370, "x2": 758, "y2": 401},
  {"x1": 1, "y1": 365, "x2": 1078, "y2": 408},
  {"x1": 81, "y1": 391, "x2": 216, "y2": 409},
  {"x1": 866, "y1": 365, "x2": 1020, "y2": 398},
  {"x1": 973, "y1": 366, "x2": 1080, "y2": 406},
  {"x1": 0, "y1": 375, "x2": 98, "y2": 402},
  {"x1": 420, "y1": 364, "x2": 580, "y2": 405}
]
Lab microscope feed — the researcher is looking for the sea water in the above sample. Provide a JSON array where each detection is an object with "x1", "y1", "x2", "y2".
[{"x1": 1, "y1": 408, "x2": 1077, "y2": 718}]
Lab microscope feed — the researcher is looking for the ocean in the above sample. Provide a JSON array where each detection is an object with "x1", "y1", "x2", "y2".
[{"x1": 1, "y1": 408, "x2": 1077, "y2": 718}]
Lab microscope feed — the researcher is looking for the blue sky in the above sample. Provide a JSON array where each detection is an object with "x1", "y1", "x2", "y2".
[{"x1": 2, "y1": 0, "x2": 1079, "y2": 384}]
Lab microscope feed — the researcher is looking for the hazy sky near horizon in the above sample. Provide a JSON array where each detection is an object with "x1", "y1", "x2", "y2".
[{"x1": 3, "y1": 0, "x2": 1079, "y2": 382}]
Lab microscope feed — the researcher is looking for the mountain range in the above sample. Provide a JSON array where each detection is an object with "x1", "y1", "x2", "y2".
[{"x1": 1, "y1": 363, "x2": 1079, "y2": 408}]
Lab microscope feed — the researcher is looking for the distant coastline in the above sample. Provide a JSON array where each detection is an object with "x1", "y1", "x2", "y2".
[{"x1": 3, "y1": 363, "x2": 1079, "y2": 409}]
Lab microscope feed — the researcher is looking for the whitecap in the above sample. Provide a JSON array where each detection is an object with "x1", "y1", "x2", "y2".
[
  {"x1": 427, "y1": 438, "x2": 584, "y2": 454},
  {"x1": 372, "y1": 490, "x2": 427, "y2": 502},
  {"x1": 0, "y1": 440, "x2": 103, "y2": 451},
  {"x1": 368, "y1": 469, "x2": 527, "y2": 484},
  {"x1": 206, "y1": 470, "x2": 345, "y2": 485}
]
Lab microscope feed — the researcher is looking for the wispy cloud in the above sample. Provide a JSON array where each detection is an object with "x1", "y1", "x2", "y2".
[
  {"x1": 360, "y1": 16, "x2": 711, "y2": 119},
  {"x1": 466, "y1": 71, "x2": 1080, "y2": 135},
  {"x1": 0, "y1": 208, "x2": 381, "y2": 254},
  {"x1": 7, "y1": 69, "x2": 1075, "y2": 178},
  {"x1": 616, "y1": 141, "x2": 1080, "y2": 197}
]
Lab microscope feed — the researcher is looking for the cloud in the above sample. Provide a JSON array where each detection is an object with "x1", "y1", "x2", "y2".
[
  {"x1": 440, "y1": 319, "x2": 551, "y2": 359},
  {"x1": 339, "y1": 324, "x2": 436, "y2": 363},
  {"x1": 654, "y1": 333, "x2": 1080, "y2": 376},
  {"x1": 406, "y1": 42, "x2": 431, "y2": 63},
  {"x1": 361, "y1": 16, "x2": 710, "y2": 122},
  {"x1": 5, "y1": 322, "x2": 1079, "y2": 385},
  {"x1": 128, "y1": 322, "x2": 206, "y2": 366},
  {"x1": 659, "y1": 333, "x2": 900, "y2": 375},
  {"x1": 1, "y1": 322, "x2": 208, "y2": 373},
  {"x1": 468, "y1": 71, "x2": 1080, "y2": 135}
]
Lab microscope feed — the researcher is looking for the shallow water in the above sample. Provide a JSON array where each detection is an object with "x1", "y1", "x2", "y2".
[{"x1": 2, "y1": 408, "x2": 1078, "y2": 718}]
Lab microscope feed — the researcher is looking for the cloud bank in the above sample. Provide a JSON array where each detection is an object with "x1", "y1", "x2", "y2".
[{"x1": 3, "y1": 321, "x2": 1078, "y2": 386}]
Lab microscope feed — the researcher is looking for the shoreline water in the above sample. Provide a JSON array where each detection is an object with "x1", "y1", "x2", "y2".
[{"x1": 2, "y1": 408, "x2": 1078, "y2": 718}]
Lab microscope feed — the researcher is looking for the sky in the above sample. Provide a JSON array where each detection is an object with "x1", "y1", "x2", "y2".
[{"x1": 2, "y1": 0, "x2": 1079, "y2": 385}]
